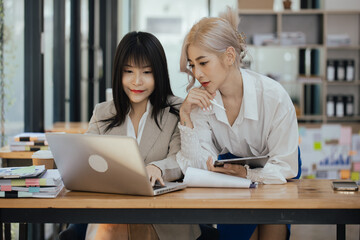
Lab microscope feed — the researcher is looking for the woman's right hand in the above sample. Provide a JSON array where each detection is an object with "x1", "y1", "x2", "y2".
[
  {"x1": 181, "y1": 88, "x2": 215, "y2": 114},
  {"x1": 180, "y1": 88, "x2": 215, "y2": 128}
]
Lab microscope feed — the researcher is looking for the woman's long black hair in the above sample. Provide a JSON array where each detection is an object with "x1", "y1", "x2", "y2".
[{"x1": 102, "y1": 31, "x2": 177, "y2": 132}]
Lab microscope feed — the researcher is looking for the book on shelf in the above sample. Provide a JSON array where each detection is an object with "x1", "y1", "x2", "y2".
[
  {"x1": 299, "y1": 49, "x2": 321, "y2": 77},
  {"x1": 0, "y1": 169, "x2": 64, "y2": 198},
  {"x1": 304, "y1": 84, "x2": 312, "y2": 115},
  {"x1": 299, "y1": 49, "x2": 306, "y2": 75},
  {"x1": 310, "y1": 84, "x2": 321, "y2": 115},
  {"x1": 13, "y1": 132, "x2": 46, "y2": 142},
  {"x1": 0, "y1": 165, "x2": 46, "y2": 179},
  {"x1": 10, "y1": 132, "x2": 48, "y2": 152},
  {"x1": 300, "y1": 0, "x2": 320, "y2": 9},
  {"x1": 310, "y1": 49, "x2": 320, "y2": 76},
  {"x1": 304, "y1": 84, "x2": 321, "y2": 115},
  {"x1": 10, "y1": 140, "x2": 48, "y2": 146},
  {"x1": 9, "y1": 145, "x2": 49, "y2": 152}
]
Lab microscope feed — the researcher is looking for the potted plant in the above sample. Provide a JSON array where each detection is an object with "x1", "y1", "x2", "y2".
[{"x1": 283, "y1": 0, "x2": 292, "y2": 9}]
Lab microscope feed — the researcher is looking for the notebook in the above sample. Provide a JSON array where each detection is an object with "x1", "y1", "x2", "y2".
[{"x1": 45, "y1": 133, "x2": 186, "y2": 196}]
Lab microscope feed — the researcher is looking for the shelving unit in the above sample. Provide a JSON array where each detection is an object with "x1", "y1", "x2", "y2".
[{"x1": 238, "y1": 9, "x2": 360, "y2": 123}]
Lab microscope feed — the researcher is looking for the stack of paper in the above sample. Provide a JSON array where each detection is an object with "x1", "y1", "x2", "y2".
[
  {"x1": 184, "y1": 167, "x2": 256, "y2": 188},
  {"x1": 0, "y1": 166, "x2": 63, "y2": 198},
  {"x1": 0, "y1": 165, "x2": 46, "y2": 178},
  {"x1": 10, "y1": 132, "x2": 49, "y2": 152}
]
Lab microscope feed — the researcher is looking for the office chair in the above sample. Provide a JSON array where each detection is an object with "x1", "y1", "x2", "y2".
[{"x1": 59, "y1": 223, "x2": 220, "y2": 239}]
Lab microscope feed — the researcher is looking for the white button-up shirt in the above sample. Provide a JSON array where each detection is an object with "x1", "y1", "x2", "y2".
[
  {"x1": 177, "y1": 68, "x2": 299, "y2": 184},
  {"x1": 126, "y1": 101, "x2": 151, "y2": 144}
]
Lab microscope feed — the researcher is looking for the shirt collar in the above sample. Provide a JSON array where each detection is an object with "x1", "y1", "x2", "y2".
[
  {"x1": 212, "y1": 90, "x2": 228, "y2": 125},
  {"x1": 240, "y1": 68, "x2": 259, "y2": 121},
  {"x1": 128, "y1": 100, "x2": 152, "y2": 116}
]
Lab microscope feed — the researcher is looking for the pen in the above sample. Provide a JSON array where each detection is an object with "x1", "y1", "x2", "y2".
[{"x1": 210, "y1": 99, "x2": 226, "y2": 111}]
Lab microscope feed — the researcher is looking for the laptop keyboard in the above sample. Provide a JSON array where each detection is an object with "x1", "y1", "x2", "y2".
[{"x1": 153, "y1": 184, "x2": 166, "y2": 190}]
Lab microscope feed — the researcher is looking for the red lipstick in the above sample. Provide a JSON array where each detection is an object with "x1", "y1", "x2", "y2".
[
  {"x1": 130, "y1": 90, "x2": 145, "y2": 93},
  {"x1": 201, "y1": 82, "x2": 210, "y2": 87}
]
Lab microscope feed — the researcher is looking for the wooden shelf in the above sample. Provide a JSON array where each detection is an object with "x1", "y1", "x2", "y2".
[
  {"x1": 326, "y1": 81, "x2": 360, "y2": 86},
  {"x1": 326, "y1": 116, "x2": 360, "y2": 121},
  {"x1": 247, "y1": 44, "x2": 324, "y2": 48},
  {"x1": 297, "y1": 115, "x2": 323, "y2": 121},
  {"x1": 326, "y1": 46, "x2": 360, "y2": 50},
  {"x1": 238, "y1": 10, "x2": 278, "y2": 14},
  {"x1": 239, "y1": 10, "x2": 360, "y2": 15},
  {"x1": 326, "y1": 10, "x2": 360, "y2": 15},
  {"x1": 281, "y1": 9, "x2": 324, "y2": 14},
  {"x1": 0, "y1": 146, "x2": 34, "y2": 159},
  {"x1": 239, "y1": 8, "x2": 360, "y2": 123}
]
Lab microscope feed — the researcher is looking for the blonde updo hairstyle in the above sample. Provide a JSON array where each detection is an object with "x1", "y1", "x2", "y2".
[{"x1": 180, "y1": 7, "x2": 247, "y2": 91}]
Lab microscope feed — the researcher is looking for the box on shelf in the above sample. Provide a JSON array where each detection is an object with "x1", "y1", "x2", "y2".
[
  {"x1": 327, "y1": 34, "x2": 351, "y2": 47},
  {"x1": 238, "y1": 0, "x2": 274, "y2": 10},
  {"x1": 324, "y1": 0, "x2": 360, "y2": 10},
  {"x1": 280, "y1": 32, "x2": 306, "y2": 46},
  {"x1": 253, "y1": 33, "x2": 278, "y2": 46}
]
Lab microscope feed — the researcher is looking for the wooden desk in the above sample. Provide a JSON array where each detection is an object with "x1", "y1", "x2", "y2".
[
  {"x1": 0, "y1": 146, "x2": 34, "y2": 167},
  {"x1": 0, "y1": 179, "x2": 359, "y2": 240},
  {"x1": 46, "y1": 122, "x2": 89, "y2": 134}
]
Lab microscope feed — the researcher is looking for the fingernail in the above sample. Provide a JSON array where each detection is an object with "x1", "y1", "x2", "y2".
[
  {"x1": 207, "y1": 107, "x2": 210, "y2": 111},
  {"x1": 202, "y1": 108, "x2": 206, "y2": 112},
  {"x1": 209, "y1": 105, "x2": 213, "y2": 110}
]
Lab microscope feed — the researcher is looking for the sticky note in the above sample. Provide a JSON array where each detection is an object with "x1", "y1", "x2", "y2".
[
  {"x1": 18, "y1": 192, "x2": 32, "y2": 197},
  {"x1": 12, "y1": 166, "x2": 36, "y2": 175},
  {"x1": 314, "y1": 142, "x2": 322, "y2": 150},
  {"x1": 339, "y1": 127, "x2": 352, "y2": 145},
  {"x1": 340, "y1": 169, "x2": 351, "y2": 179},
  {"x1": 11, "y1": 179, "x2": 26, "y2": 186},
  {"x1": 28, "y1": 187, "x2": 40, "y2": 193},
  {"x1": 351, "y1": 172, "x2": 359, "y2": 181},
  {"x1": 39, "y1": 179, "x2": 46, "y2": 185},
  {"x1": 353, "y1": 162, "x2": 360, "y2": 172},
  {"x1": 349, "y1": 150, "x2": 357, "y2": 156},
  {"x1": 25, "y1": 179, "x2": 40, "y2": 187},
  {"x1": 1, "y1": 185, "x2": 11, "y2": 191}
]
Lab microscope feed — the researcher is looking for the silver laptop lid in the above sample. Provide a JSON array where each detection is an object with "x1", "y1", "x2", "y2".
[{"x1": 46, "y1": 133, "x2": 156, "y2": 196}]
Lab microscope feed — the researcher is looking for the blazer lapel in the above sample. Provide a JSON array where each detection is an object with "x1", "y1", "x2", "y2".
[
  {"x1": 107, "y1": 121, "x2": 127, "y2": 136},
  {"x1": 139, "y1": 108, "x2": 170, "y2": 160}
]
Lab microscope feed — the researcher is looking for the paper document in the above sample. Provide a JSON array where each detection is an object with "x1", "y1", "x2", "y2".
[{"x1": 184, "y1": 167, "x2": 255, "y2": 188}]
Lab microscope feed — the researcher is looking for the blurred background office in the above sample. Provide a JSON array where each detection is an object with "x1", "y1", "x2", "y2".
[
  {"x1": 0, "y1": 0, "x2": 238, "y2": 144},
  {"x1": 1, "y1": 0, "x2": 360, "y2": 140},
  {"x1": 1, "y1": 0, "x2": 360, "y2": 239}
]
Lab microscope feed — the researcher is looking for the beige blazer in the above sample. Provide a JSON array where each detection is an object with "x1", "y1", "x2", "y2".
[
  {"x1": 86, "y1": 96, "x2": 182, "y2": 181},
  {"x1": 85, "y1": 96, "x2": 201, "y2": 239}
]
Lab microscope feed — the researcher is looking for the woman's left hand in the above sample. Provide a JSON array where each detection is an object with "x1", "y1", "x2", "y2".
[
  {"x1": 206, "y1": 157, "x2": 247, "y2": 178},
  {"x1": 146, "y1": 164, "x2": 165, "y2": 186}
]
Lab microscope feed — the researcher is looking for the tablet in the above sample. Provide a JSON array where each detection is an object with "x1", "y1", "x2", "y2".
[
  {"x1": 332, "y1": 181, "x2": 359, "y2": 191},
  {"x1": 213, "y1": 155, "x2": 270, "y2": 168}
]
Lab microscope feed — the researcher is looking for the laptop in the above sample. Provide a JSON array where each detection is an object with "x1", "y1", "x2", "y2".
[{"x1": 45, "y1": 133, "x2": 187, "y2": 196}]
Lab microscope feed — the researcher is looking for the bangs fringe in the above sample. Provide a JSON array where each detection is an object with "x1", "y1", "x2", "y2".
[{"x1": 125, "y1": 43, "x2": 150, "y2": 67}]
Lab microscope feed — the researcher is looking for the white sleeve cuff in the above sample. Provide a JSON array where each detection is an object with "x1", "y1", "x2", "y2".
[{"x1": 246, "y1": 165, "x2": 287, "y2": 184}]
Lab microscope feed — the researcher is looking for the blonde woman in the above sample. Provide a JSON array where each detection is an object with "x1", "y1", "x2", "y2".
[{"x1": 176, "y1": 7, "x2": 301, "y2": 240}]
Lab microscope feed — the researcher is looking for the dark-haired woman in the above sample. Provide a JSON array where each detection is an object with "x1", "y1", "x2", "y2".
[{"x1": 85, "y1": 31, "x2": 201, "y2": 240}]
